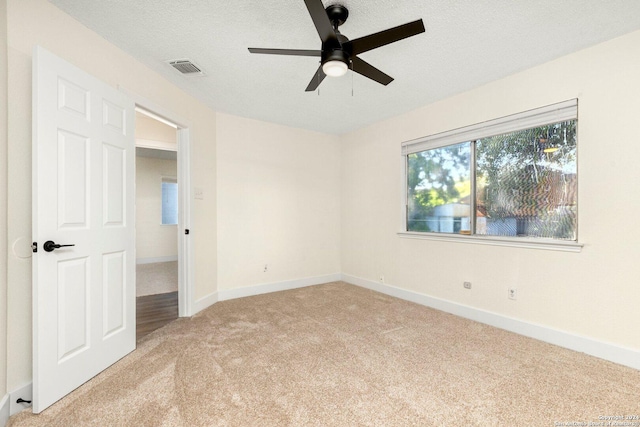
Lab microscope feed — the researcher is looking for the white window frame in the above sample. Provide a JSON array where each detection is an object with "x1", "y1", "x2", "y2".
[{"x1": 398, "y1": 99, "x2": 583, "y2": 252}]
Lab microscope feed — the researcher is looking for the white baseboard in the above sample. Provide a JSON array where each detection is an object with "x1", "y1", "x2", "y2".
[
  {"x1": 0, "y1": 394, "x2": 9, "y2": 427},
  {"x1": 193, "y1": 291, "x2": 218, "y2": 314},
  {"x1": 9, "y1": 383, "x2": 32, "y2": 416},
  {"x1": 217, "y1": 273, "x2": 342, "y2": 302},
  {"x1": 136, "y1": 256, "x2": 178, "y2": 265},
  {"x1": 342, "y1": 273, "x2": 640, "y2": 371}
]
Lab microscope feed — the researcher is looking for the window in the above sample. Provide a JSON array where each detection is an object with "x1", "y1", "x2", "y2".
[
  {"x1": 161, "y1": 177, "x2": 178, "y2": 225},
  {"x1": 402, "y1": 100, "x2": 577, "y2": 244}
]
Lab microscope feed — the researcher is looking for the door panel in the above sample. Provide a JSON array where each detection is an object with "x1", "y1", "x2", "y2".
[
  {"x1": 57, "y1": 78, "x2": 90, "y2": 120},
  {"x1": 57, "y1": 257, "x2": 90, "y2": 361},
  {"x1": 102, "y1": 100, "x2": 126, "y2": 134},
  {"x1": 103, "y1": 143, "x2": 126, "y2": 226},
  {"x1": 103, "y1": 251, "x2": 125, "y2": 338},
  {"x1": 32, "y1": 46, "x2": 136, "y2": 413},
  {"x1": 58, "y1": 130, "x2": 89, "y2": 228}
]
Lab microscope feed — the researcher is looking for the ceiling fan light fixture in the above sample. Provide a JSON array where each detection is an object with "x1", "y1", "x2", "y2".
[
  {"x1": 247, "y1": 0, "x2": 426, "y2": 91},
  {"x1": 322, "y1": 59, "x2": 348, "y2": 77}
]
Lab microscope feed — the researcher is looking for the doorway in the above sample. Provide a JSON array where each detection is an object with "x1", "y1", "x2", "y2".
[{"x1": 134, "y1": 109, "x2": 181, "y2": 340}]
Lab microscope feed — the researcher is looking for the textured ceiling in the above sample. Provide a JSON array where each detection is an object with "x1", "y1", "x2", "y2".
[{"x1": 50, "y1": 0, "x2": 640, "y2": 135}]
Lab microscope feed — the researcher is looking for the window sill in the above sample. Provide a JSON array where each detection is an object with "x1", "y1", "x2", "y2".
[{"x1": 397, "y1": 231, "x2": 583, "y2": 252}]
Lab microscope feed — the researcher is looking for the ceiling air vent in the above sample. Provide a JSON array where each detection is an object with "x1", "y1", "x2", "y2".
[{"x1": 167, "y1": 59, "x2": 205, "y2": 76}]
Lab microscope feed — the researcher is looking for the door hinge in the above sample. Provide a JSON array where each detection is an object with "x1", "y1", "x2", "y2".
[
  {"x1": 32, "y1": 242, "x2": 37, "y2": 253},
  {"x1": 185, "y1": 229, "x2": 190, "y2": 235}
]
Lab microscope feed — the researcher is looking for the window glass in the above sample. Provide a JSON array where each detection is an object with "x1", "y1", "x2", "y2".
[
  {"x1": 161, "y1": 179, "x2": 178, "y2": 225},
  {"x1": 476, "y1": 121, "x2": 577, "y2": 239},
  {"x1": 407, "y1": 142, "x2": 471, "y2": 232}
]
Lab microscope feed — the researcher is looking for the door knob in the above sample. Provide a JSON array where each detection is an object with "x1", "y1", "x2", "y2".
[{"x1": 43, "y1": 240, "x2": 75, "y2": 252}]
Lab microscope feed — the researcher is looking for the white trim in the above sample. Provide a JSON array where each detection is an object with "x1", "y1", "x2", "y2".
[
  {"x1": 121, "y1": 89, "x2": 190, "y2": 129},
  {"x1": 0, "y1": 395, "x2": 9, "y2": 427},
  {"x1": 217, "y1": 273, "x2": 342, "y2": 302},
  {"x1": 9, "y1": 383, "x2": 32, "y2": 416},
  {"x1": 135, "y1": 138, "x2": 176, "y2": 151},
  {"x1": 342, "y1": 274, "x2": 640, "y2": 371},
  {"x1": 176, "y1": 127, "x2": 193, "y2": 317},
  {"x1": 397, "y1": 231, "x2": 583, "y2": 252},
  {"x1": 401, "y1": 99, "x2": 578, "y2": 154},
  {"x1": 134, "y1": 107, "x2": 178, "y2": 129},
  {"x1": 136, "y1": 255, "x2": 178, "y2": 265},
  {"x1": 193, "y1": 291, "x2": 219, "y2": 314},
  {"x1": 192, "y1": 273, "x2": 344, "y2": 314}
]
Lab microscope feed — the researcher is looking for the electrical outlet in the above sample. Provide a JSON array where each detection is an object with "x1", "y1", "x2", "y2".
[
  {"x1": 263, "y1": 264, "x2": 268, "y2": 273},
  {"x1": 379, "y1": 275, "x2": 385, "y2": 284},
  {"x1": 508, "y1": 288, "x2": 517, "y2": 300},
  {"x1": 463, "y1": 281, "x2": 472, "y2": 289}
]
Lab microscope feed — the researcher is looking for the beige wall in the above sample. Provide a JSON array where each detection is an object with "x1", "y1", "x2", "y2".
[
  {"x1": 1, "y1": 0, "x2": 9, "y2": 399},
  {"x1": 341, "y1": 30, "x2": 640, "y2": 351},
  {"x1": 216, "y1": 113, "x2": 341, "y2": 290},
  {"x1": 135, "y1": 156, "x2": 178, "y2": 260},
  {"x1": 6, "y1": 0, "x2": 217, "y2": 391}
]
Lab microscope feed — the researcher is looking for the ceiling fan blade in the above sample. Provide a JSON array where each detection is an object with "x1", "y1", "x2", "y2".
[
  {"x1": 345, "y1": 19, "x2": 425, "y2": 56},
  {"x1": 351, "y1": 56, "x2": 394, "y2": 86},
  {"x1": 303, "y1": 0, "x2": 339, "y2": 47},
  {"x1": 305, "y1": 65, "x2": 327, "y2": 92},
  {"x1": 248, "y1": 48, "x2": 321, "y2": 57}
]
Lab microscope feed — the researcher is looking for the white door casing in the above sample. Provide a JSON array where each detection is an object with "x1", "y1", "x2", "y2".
[
  {"x1": 126, "y1": 95, "x2": 194, "y2": 317},
  {"x1": 32, "y1": 46, "x2": 136, "y2": 413}
]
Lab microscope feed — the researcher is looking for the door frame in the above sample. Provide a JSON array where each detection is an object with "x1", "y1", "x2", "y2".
[{"x1": 124, "y1": 89, "x2": 194, "y2": 317}]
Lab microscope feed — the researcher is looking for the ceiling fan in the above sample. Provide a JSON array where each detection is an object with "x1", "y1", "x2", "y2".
[{"x1": 248, "y1": 0, "x2": 425, "y2": 92}]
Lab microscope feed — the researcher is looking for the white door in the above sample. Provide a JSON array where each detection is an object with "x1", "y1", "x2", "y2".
[{"x1": 32, "y1": 46, "x2": 136, "y2": 413}]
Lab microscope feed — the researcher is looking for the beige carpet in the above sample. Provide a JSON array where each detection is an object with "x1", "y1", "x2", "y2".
[
  {"x1": 136, "y1": 261, "x2": 178, "y2": 297},
  {"x1": 10, "y1": 282, "x2": 640, "y2": 426}
]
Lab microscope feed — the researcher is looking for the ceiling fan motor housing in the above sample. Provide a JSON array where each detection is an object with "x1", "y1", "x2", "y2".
[{"x1": 322, "y1": 49, "x2": 350, "y2": 67}]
